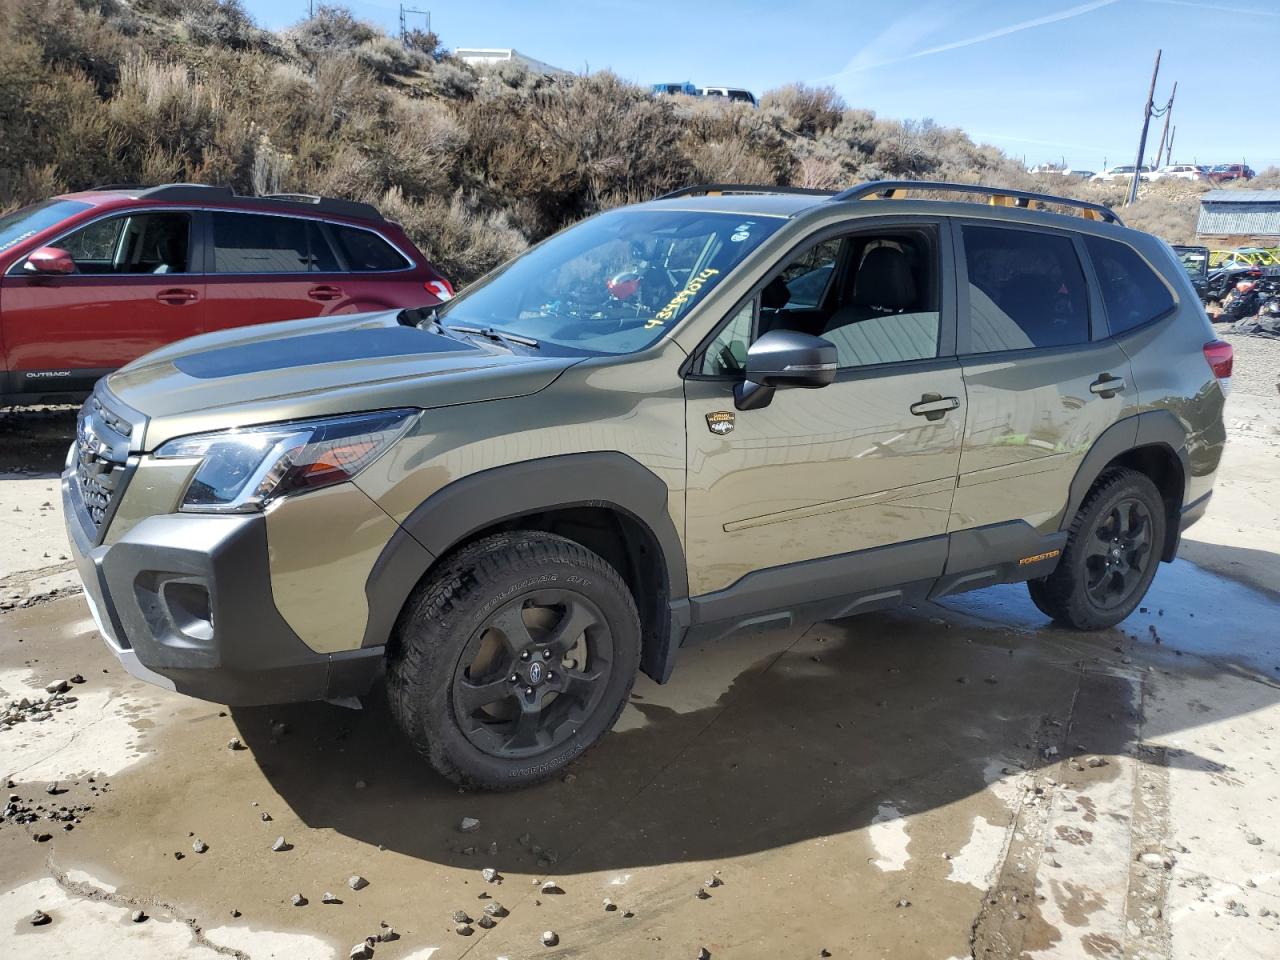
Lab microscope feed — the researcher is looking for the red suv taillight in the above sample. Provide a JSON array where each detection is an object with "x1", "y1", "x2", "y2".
[
  {"x1": 425, "y1": 279, "x2": 454, "y2": 301},
  {"x1": 1203, "y1": 339, "x2": 1233, "y2": 382}
]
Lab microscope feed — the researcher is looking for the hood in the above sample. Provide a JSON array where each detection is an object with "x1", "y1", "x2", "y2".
[{"x1": 106, "y1": 311, "x2": 578, "y2": 450}]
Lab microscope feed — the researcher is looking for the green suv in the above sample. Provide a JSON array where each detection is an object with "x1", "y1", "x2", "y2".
[{"x1": 63, "y1": 181, "x2": 1231, "y2": 788}]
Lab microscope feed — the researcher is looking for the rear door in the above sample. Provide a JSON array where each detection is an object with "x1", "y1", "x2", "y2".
[
  {"x1": 948, "y1": 220, "x2": 1137, "y2": 540},
  {"x1": 203, "y1": 211, "x2": 347, "y2": 331},
  {"x1": 0, "y1": 209, "x2": 202, "y2": 393}
]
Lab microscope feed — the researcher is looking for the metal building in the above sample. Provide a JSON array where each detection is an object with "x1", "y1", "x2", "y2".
[{"x1": 1196, "y1": 190, "x2": 1280, "y2": 247}]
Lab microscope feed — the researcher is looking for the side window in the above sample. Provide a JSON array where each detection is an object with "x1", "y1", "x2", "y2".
[
  {"x1": 776, "y1": 239, "x2": 840, "y2": 309},
  {"x1": 58, "y1": 213, "x2": 191, "y2": 275},
  {"x1": 330, "y1": 225, "x2": 410, "y2": 272},
  {"x1": 962, "y1": 225, "x2": 1089, "y2": 352},
  {"x1": 59, "y1": 218, "x2": 124, "y2": 272},
  {"x1": 698, "y1": 300, "x2": 754, "y2": 375},
  {"x1": 1084, "y1": 236, "x2": 1176, "y2": 336},
  {"x1": 820, "y1": 233, "x2": 940, "y2": 368},
  {"x1": 212, "y1": 214, "x2": 338, "y2": 273}
]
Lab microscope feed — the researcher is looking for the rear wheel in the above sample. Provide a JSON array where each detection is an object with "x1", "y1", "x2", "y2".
[
  {"x1": 388, "y1": 531, "x2": 641, "y2": 789},
  {"x1": 1027, "y1": 468, "x2": 1167, "y2": 630}
]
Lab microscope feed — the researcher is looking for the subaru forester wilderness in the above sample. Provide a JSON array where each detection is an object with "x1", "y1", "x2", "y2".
[{"x1": 63, "y1": 181, "x2": 1230, "y2": 789}]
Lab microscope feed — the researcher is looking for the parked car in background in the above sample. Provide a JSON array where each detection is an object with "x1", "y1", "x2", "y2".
[
  {"x1": 651, "y1": 81, "x2": 698, "y2": 97},
  {"x1": 1150, "y1": 164, "x2": 1210, "y2": 183},
  {"x1": 0, "y1": 184, "x2": 452, "y2": 406},
  {"x1": 1208, "y1": 163, "x2": 1255, "y2": 183},
  {"x1": 699, "y1": 86, "x2": 758, "y2": 107},
  {"x1": 1091, "y1": 165, "x2": 1153, "y2": 183}
]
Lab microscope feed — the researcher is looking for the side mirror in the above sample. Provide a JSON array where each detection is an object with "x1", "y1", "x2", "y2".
[
  {"x1": 734, "y1": 329, "x2": 837, "y2": 410},
  {"x1": 23, "y1": 246, "x2": 74, "y2": 276}
]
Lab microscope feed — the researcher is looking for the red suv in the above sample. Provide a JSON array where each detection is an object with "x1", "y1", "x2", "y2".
[
  {"x1": 0, "y1": 184, "x2": 453, "y2": 406},
  {"x1": 1207, "y1": 163, "x2": 1255, "y2": 184}
]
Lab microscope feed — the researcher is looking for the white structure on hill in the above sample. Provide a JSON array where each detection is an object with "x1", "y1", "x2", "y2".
[{"x1": 454, "y1": 48, "x2": 571, "y2": 77}]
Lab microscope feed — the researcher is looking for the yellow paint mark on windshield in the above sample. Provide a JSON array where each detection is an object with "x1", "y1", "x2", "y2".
[{"x1": 647, "y1": 268, "x2": 721, "y2": 329}]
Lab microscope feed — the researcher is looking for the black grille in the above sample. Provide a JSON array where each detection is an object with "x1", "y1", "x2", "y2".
[{"x1": 74, "y1": 395, "x2": 133, "y2": 535}]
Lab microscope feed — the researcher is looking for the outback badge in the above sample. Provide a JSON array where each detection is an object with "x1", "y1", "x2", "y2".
[{"x1": 706, "y1": 411, "x2": 735, "y2": 436}]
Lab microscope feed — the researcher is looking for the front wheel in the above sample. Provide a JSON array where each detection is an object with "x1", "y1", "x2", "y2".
[
  {"x1": 1027, "y1": 468, "x2": 1167, "y2": 630},
  {"x1": 388, "y1": 531, "x2": 641, "y2": 790}
]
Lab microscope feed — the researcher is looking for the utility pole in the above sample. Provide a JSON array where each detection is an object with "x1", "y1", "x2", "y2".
[
  {"x1": 1166, "y1": 126, "x2": 1176, "y2": 166},
  {"x1": 1153, "y1": 81, "x2": 1177, "y2": 171},
  {"x1": 1127, "y1": 49, "x2": 1162, "y2": 206}
]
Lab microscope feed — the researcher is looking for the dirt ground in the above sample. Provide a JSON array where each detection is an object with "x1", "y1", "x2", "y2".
[{"x1": 2, "y1": 336, "x2": 1278, "y2": 960}]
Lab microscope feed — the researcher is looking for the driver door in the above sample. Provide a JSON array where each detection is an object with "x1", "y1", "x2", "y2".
[
  {"x1": 682, "y1": 219, "x2": 965, "y2": 606},
  {"x1": 0, "y1": 210, "x2": 204, "y2": 392}
]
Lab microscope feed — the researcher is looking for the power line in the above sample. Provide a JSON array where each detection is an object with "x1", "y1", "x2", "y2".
[{"x1": 1153, "y1": 81, "x2": 1177, "y2": 169}]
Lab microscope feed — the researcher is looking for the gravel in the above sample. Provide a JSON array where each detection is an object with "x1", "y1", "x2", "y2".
[{"x1": 1221, "y1": 331, "x2": 1280, "y2": 399}]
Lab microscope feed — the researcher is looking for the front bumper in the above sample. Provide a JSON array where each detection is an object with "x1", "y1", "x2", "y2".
[{"x1": 63, "y1": 467, "x2": 383, "y2": 706}]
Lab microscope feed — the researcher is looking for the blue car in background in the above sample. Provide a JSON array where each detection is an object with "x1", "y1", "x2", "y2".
[{"x1": 651, "y1": 81, "x2": 698, "y2": 96}]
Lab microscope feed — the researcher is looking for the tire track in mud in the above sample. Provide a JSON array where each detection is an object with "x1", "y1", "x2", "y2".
[{"x1": 968, "y1": 663, "x2": 1175, "y2": 960}]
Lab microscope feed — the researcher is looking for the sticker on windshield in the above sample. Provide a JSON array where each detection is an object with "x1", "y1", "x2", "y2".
[
  {"x1": 0, "y1": 230, "x2": 35, "y2": 253},
  {"x1": 730, "y1": 231, "x2": 750, "y2": 242},
  {"x1": 648, "y1": 268, "x2": 721, "y2": 329}
]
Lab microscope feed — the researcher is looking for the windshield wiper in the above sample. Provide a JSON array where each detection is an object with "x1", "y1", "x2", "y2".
[{"x1": 448, "y1": 324, "x2": 540, "y2": 349}]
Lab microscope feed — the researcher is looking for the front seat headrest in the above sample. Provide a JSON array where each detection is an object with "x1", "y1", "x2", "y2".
[
  {"x1": 761, "y1": 275, "x2": 792, "y2": 310},
  {"x1": 851, "y1": 246, "x2": 917, "y2": 313}
]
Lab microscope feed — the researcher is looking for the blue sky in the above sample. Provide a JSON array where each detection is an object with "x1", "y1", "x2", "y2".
[{"x1": 246, "y1": 0, "x2": 1280, "y2": 172}]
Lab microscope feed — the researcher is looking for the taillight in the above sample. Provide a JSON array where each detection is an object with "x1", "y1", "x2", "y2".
[
  {"x1": 425, "y1": 279, "x2": 454, "y2": 301},
  {"x1": 1203, "y1": 339, "x2": 1233, "y2": 384}
]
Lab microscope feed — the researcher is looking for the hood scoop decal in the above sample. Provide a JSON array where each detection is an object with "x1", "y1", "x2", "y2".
[{"x1": 172, "y1": 327, "x2": 474, "y2": 380}]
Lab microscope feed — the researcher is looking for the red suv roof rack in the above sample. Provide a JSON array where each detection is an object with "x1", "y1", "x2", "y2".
[{"x1": 94, "y1": 183, "x2": 388, "y2": 224}]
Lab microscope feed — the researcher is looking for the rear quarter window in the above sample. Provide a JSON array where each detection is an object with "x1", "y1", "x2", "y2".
[
  {"x1": 1084, "y1": 236, "x2": 1176, "y2": 336},
  {"x1": 331, "y1": 225, "x2": 409, "y2": 271}
]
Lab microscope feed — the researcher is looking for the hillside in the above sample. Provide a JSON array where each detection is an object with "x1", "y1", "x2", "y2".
[{"x1": 0, "y1": 0, "x2": 1265, "y2": 283}]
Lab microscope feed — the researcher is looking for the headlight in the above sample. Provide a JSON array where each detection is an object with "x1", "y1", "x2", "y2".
[{"x1": 155, "y1": 409, "x2": 418, "y2": 513}]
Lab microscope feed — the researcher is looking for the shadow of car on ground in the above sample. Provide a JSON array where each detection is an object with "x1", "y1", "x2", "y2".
[{"x1": 230, "y1": 550, "x2": 1278, "y2": 875}]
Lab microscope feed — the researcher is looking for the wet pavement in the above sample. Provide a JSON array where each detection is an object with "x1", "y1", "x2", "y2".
[{"x1": 3, "y1": 393, "x2": 1280, "y2": 959}]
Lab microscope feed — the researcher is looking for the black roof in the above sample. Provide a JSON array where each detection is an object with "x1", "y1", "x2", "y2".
[{"x1": 95, "y1": 183, "x2": 386, "y2": 223}]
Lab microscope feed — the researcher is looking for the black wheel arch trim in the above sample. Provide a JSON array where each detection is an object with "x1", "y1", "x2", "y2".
[
  {"x1": 360, "y1": 452, "x2": 689, "y2": 684},
  {"x1": 1061, "y1": 410, "x2": 1191, "y2": 561}
]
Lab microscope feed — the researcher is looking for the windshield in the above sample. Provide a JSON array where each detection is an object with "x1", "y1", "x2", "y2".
[
  {"x1": 0, "y1": 199, "x2": 91, "y2": 256},
  {"x1": 1211, "y1": 164, "x2": 1235, "y2": 172},
  {"x1": 439, "y1": 209, "x2": 785, "y2": 355}
]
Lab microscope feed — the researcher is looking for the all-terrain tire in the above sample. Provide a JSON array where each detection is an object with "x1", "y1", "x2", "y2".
[
  {"x1": 387, "y1": 531, "x2": 641, "y2": 790},
  {"x1": 1027, "y1": 467, "x2": 1167, "y2": 630}
]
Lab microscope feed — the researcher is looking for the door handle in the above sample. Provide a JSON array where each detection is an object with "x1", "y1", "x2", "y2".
[
  {"x1": 156, "y1": 288, "x2": 198, "y2": 305},
  {"x1": 1089, "y1": 374, "x2": 1126, "y2": 397},
  {"x1": 308, "y1": 285, "x2": 343, "y2": 301},
  {"x1": 909, "y1": 393, "x2": 960, "y2": 421}
]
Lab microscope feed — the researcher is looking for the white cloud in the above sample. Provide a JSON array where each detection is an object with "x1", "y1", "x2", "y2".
[{"x1": 833, "y1": 0, "x2": 1121, "y2": 76}]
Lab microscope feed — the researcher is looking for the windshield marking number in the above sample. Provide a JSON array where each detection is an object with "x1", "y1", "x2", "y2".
[{"x1": 648, "y1": 268, "x2": 721, "y2": 329}]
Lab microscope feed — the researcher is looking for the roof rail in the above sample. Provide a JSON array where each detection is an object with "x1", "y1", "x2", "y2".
[
  {"x1": 657, "y1": 183, "x2": 835, "y2": 200},
  {"x1": 829, "y1": 180, "x2": 1124, "y2": 225},
  {"x1": 135, "y1": 184, "x2": 237, "y2": 202},
  {"x1": 91, "y1": 183, "x2": 386, "y2": 223},
  {"x1": 257, "y1": 192, "x2": 386, "y2": 223}
]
